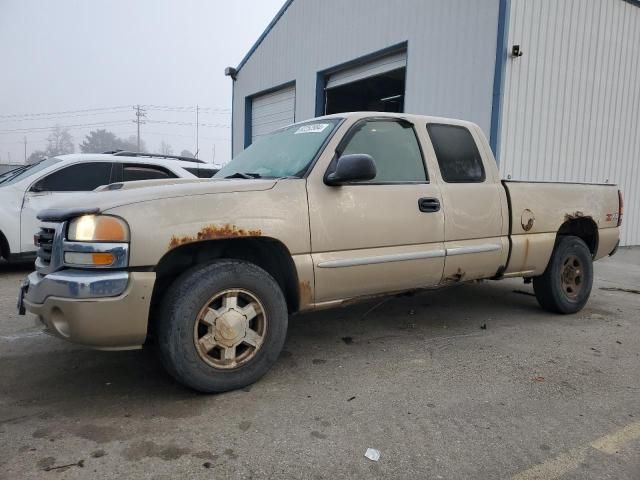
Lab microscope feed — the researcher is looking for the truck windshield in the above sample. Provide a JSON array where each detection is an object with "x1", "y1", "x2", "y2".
[
  {"x1": 215, "y1": 119, "x2": 341, "y2": 179},
  {"x1": 0, "y1": 157, "x2": 61, "y2": 187}
]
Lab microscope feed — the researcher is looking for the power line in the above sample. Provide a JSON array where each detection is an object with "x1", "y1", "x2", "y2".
[
  {"x1": 142, "y1": 104, "x2": 230, "y2": 113},
  {"x1": 0, "y1": 130, "x2": 229, "y2": 145},
  {"x1": 0, "y1": 119, "x2": 230, "y2": 136},
  {"x1": 0, "y1": 120, "x2": 133, "y2": 134},
  {"x1": 0, "y1": 105, "x2": 133, "y2": 120},
  {"x1": 147, "y1": 120, "x2": 230, "y2": 128},
  {"x1": 106, "y1": 130, "x2": 229, "y2": 141},
  {"x1": 0, "y1": 104, "x2": 231, "y2": 120},
  {"x1": 0, "y1": 108, "x2": 133, "y2": 124}
]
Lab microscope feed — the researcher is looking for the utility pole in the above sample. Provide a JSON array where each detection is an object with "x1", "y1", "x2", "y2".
[
  {"x1": 133, "y1": 105, "x2": 146, "y2": 152},
  {"x1": 23, "y1": 136, "x2": 27, "y2": 163},
  {"x1": 195, "y1": 104, "x2": 199, "y2": 159}
]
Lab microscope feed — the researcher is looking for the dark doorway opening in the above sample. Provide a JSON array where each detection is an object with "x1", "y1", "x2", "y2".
[{"x1": 324, "y1": 67, "x2": 406, "y2": 115}]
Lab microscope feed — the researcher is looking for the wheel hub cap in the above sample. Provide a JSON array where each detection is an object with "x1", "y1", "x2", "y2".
[
  {"x1": 194, "y1": 289, "x2": 267, "y2": 369},
  {"x1": 561, "y1": 255, "x2": 583, "y2": 300},
  {"x1": 214, "y1": 309, "x2": 246, "y2": 347}
]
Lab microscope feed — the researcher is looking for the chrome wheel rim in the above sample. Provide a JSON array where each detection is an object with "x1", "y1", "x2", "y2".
[
  {"x1": 193, "y1": 289, "x2": 267, "y2": 369},
  {"x1": 560, "y1": 255, "x2": 583, "y2": 300}
]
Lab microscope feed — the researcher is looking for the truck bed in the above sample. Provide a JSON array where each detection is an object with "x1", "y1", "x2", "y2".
[{"x1": 502, "y1": 181, "x2": 620, "y2": 276}]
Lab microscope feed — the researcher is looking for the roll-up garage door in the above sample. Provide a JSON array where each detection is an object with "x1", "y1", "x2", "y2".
[
  {"x1": 251, "y1": 84, "x2": 296, "y2": 143},
  {"x1": 325, "y1": 51, "x2": 407, "y2": 90}
]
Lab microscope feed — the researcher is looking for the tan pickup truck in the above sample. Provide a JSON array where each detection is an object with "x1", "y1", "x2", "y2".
[{"x1": 19, "y1": 112, "x2": 622, "y2": 392}]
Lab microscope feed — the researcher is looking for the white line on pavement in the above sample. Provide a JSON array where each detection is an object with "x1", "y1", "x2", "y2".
[
  {"x1": 0, "y1": 330, "x2": 44, "y2": 341},
  {"x1": 512, "y1": 420, "x2": 640, "y2": 480}
]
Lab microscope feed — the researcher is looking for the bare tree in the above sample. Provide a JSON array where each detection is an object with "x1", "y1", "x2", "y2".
[
  {"x1": 45, "y1": 125, "x2": 74, "y2": 156},
  {"x1": 80, "y1": 129, "x2": 120, "y2": 153},
  {"x1": 27, "y1": 150, "x2": 47, "y2": 164},
  {"x1": 159, "y1": 140, "x2": 173, "y2": 155},
  {"x1": 80, "y1": 129, "x2": 147, "y2": 153}
]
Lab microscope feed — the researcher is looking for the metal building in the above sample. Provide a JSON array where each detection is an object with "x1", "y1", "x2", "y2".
[{"x1": 228, "y1": 0, "x2": 639, "y2": 245}]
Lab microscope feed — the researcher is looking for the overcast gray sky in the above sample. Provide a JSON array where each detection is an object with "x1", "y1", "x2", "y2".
[{"x1": 0, "y1": 0, "x2": 285, "y2": 164}]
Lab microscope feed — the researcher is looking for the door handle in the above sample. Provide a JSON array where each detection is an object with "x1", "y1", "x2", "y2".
[{"x1": 418, "y1": 197, "x2": 440, "y2": 213}]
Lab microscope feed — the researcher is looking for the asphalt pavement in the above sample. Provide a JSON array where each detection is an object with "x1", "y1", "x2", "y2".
[{"x1": 1, "y1": 249, "x2": 639, "y2": 479}]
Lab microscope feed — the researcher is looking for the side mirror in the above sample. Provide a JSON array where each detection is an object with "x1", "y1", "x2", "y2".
[
  {"x1": 30, "y1": 183, "x2": 45, "y2": 193},
  {"x1": 325, "y1": 154, "x2": 376, "y2": 186}
]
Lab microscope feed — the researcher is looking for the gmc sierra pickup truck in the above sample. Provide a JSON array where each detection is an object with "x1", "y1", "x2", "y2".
[{"x1": 18, "y1": 112, "x2": 622, "y2": 392}]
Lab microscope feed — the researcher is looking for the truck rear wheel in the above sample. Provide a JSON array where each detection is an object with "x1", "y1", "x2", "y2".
[
  {"x1": 533, "y1": 235, "x2": 593, "y2": 314},
  {"x1": 157, "y1": 260, "x2": 288, "y2": 392}
]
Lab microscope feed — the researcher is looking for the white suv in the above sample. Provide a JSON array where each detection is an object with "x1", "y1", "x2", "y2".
[{"x1": 0, "y1": 152, "x2": 219, "y2": 261}]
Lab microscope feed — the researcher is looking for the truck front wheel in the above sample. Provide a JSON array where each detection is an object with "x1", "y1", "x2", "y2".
[
  {"x1": 533, "y1": 235, "x2": 593, "y2": 314},
  {"x1": 157, "y1": 260, "x2": 288, "y2": 392}
]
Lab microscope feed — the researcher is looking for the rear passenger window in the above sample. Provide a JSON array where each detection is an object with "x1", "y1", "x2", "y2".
[
  {"x1": 185, "y1": 167, "x2": 218, "y2": 178},
  {"x1": 340, "y1": 120, "x2": 427, "y2": 183},
  {"x1": 426, "y1": 124, "x2": 485, "y2": 183},
  {"x1": 123, "y1": 164, "x2": 176, "y2": 181}
]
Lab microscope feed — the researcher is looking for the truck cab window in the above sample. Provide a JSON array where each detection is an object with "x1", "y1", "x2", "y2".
[
  {"x1": 32, "y1": 162, "x2": 113, "y2": 192},
  {"x1": 426, "y1": 124, "x2": 485, "y2": 183},
  {"x1": 341, "y1": 120, "x2": 427, "y2": 183}
]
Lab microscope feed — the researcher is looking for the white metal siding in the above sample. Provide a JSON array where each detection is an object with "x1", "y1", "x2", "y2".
[
  {"x1": 233, "y1": 0, "x2": 500, "y2": 156},
  {"x1": 500, "y1": 0, "x2": 640, "y2": 245},
  {"x1": 325, "y1": 51, "x2": 407, "y2": 89},
  {"x1": 251, "y1": 84, "x2": 296, "y2": 142}
]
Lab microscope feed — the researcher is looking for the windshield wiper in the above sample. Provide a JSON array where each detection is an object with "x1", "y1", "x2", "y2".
[
  {"x1": 0, "y1": 165, "x2": 30, "y2": 184},
  {"x1": 224, "y1": 172, "x2": 262, "y2": 179}
]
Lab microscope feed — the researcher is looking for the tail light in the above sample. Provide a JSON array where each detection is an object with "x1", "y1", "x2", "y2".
[{"x1": 618, "y1": 190, "x2": 623, "y2": 227}]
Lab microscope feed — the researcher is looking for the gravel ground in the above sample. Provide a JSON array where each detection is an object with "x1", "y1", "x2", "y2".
[{"x1": 0, "y1": 249, "x2": 638, "y2": 479}]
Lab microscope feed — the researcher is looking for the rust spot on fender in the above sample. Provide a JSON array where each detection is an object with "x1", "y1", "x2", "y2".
[
  {"x1": 445, "y1": 268, "x2": 465, "y2": 283},
  {"x1": 169, "y1": 224, "x2": 262, "y2": 249},
  {"x1": 522, "y1": 237, "x2": 530, "y2": 269},
  {"x1": 299, "y1": 280, "x2": 313, "y2": 306},
  {"x1": 521, "y1": 209, "x2": 535, "y2": 232},
  {"x1": 564, "y1": 211, "x2": 586, "y2": 222}
]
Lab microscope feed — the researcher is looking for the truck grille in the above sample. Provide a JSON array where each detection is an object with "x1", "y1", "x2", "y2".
[{"x1": 35, "y1": 227, "x2": 56, "y2": 265}]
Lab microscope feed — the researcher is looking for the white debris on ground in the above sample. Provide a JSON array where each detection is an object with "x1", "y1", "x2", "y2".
[{"x1": 364, "y1": 448, "x2": 380, "y2": 462}]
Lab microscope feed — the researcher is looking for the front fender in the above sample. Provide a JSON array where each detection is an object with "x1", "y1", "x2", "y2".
[{"x1": 104, "y1": 180, "x2": 310, "y2": 267}]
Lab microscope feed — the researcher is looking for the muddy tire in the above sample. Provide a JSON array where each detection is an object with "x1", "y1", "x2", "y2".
[
  {"x1": 533, "y1": 236, "x2": 593, "y2": 314},
  {"x1": 157, "y1": 260, "x2": 288, "y2": 393}
]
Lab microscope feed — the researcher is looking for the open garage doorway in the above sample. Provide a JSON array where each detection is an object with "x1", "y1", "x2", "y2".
[{"x1": 321, "y1": 49, "x2": 406, "y2": 115}]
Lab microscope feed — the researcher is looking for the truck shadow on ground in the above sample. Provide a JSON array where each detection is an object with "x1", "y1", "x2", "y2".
[
  {"x1": 3, "y1": 279, "x2": 609, "y2": 422},
  {"x1": 0, "y1": 261, "x2": 34, "y2": 274}
]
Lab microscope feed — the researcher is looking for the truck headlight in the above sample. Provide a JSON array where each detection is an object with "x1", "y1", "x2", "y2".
[
  {"x1": 64, "y1": 215, "x2": 130, "y2": 268},
  {"x1": 68, "y1": 215, "x2": 129, "y2": 242}
]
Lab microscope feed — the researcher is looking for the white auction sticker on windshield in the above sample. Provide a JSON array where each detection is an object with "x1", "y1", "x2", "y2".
[{"x1": 294, "y1": 123, "x2": 329, "y2": 134}]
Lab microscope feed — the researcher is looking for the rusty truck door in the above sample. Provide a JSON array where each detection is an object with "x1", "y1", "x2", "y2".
[{"x1": 424, "y1": 123, "x2": 508, "y2": 282}]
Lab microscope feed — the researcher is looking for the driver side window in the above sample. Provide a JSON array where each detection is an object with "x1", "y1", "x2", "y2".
[{"x1": 341, "y1": 120, "x2": 428, "y2": 183}]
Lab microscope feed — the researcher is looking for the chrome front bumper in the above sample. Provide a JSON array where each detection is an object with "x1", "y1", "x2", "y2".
[
  {"x1": 23, "y1": 269, "x2": 129, "y2": 304},
  {"x1": 19, "y1": 269, "x2": 155, "y2": 350}
]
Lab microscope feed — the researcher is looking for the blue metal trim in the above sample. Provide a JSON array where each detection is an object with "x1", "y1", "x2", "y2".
[
  {"x1": 315, "y1": 72, "x2": 326, "y2": 117},
  {"x1": 231, "y1": 79, "x2": 235, "y2": 156},
  {"x1": 313, "y1": 41, "x2": 408, "y2": 117},
  {"x1": 243, "y1": 80, "x2": 296, "y2": 148},
  {"x1": 489, "y1": 0, "x2": 510, "y2": 164},
  {"x1": 236, "y1": 0, "x2": 295, "y2": 73},
  {"x1": 244, "y1": 96, "x2": 252, "y2": 149},
  {"x1": 623, "y1": 0, "x2": 640, "y2": 7}
]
